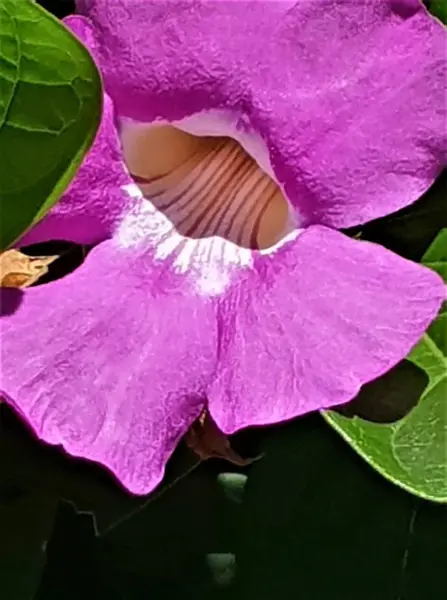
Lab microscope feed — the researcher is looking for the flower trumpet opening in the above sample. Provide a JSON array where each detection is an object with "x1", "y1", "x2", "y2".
[{"x1": 120, "y1": 123, "x2": 294, "y2": 250}]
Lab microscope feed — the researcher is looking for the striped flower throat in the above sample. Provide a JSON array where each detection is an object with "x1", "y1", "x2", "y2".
[{"x1": 121, "y1": 124, "x2": 291, "y2": 250}]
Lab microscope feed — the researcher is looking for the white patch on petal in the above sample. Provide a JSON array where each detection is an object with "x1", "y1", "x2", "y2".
[
  {"x1": 117, "y1": 109, "x2": 302, "y2": 297},
  {"x1": 117, "y1": 183, "x2": 174, "y2": 247},
  {"x1": 117, "y1": 183, "x2": 253, "y2": 297},
  {"x1": 155, "y1": 233, "x2": 184, "y2": 263}
]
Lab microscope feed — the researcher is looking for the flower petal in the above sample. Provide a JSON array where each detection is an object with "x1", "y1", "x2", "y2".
[
  {"x1": 78, "y1": 0, "x2": 446, "y2": 227},
  {"x1": 21, "y1": 16, "x2": 132, "y2": 246},
  {"x1": 208, "y1": 226, "x2": 445, "y2": 433},
  {"x1": 0, "y1": 237, "x2": 217, "y2": 494}
]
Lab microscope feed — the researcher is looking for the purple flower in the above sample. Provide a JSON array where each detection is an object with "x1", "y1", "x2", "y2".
[{"x1": 1, "y1": 0, "x2": 445, "y2": 495}]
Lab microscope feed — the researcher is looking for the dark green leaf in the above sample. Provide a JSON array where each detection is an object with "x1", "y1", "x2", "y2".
[
  {"x1": 0, "y1": 492, "x2": 57, "y2": 600},
  {"x1": 429, "y1": 0, "x2": 447, "y2": 23},
  {"x1": 337, "y1": 359, "x2": 428, "y2": 423},
  {"x1": 33, "y1": 418, "x2": 447, "y2": 600},
  {"x1": 323, "y1": 230, "x2": 447, "y2": 501},
  {"x1": 0, "y1": 0, "x2": 101, "y2": 249},
  {"x1": 36, "y1": 1, "x2": 75, "y2": 20},
  {"x1": 233, "y1": 416, "x2": 447, "y2": 600},
  {"x1": 217, "y1": 472, "x2": 247, "y2": 504},
  {"x1": 0, "y1": 404, "x2": 201, "y2": 534},
  {"x1": 34, "y1": 503, "x2": 112, "y2": 600},
  {"x1": 37, "y1": 466, "x2": 240, "y2": 600},
  {"x1": 345, "y1": 172, "x2": 447, "y2": 261}
]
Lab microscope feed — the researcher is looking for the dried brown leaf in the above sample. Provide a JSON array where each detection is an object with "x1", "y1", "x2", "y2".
[
  {"x1": 185, "y1": 410, "x2": 261, "y2": 467},
  {"x1": 0, "y1": 250, "x2": 58, "y2": 288}
]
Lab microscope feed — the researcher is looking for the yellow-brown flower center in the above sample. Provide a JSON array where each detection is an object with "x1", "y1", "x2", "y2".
[{"x1": 121, "y1": 125, "x2": 290, "y2": 249}]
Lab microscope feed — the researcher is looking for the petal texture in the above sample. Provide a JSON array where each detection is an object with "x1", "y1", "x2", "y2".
[
  {"x1": 21, "y1": 16, "x2": 132, "y2": 246},
  {"x1": 78, "y1": 0, "x2": 446, "y2": 227},
  {"x1": 208, "y1": 226, "x2": 445, "y2": 432},
  {"x1": 0, "y1": 236, "x2": 217, "y2": 494}
]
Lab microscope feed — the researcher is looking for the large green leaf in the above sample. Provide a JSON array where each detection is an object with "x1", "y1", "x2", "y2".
[
  {"x1": 324, "y1": 230, "x2": 447, "y2": 502},
  {"x1": 0, "y1": 0, "x2": 102, "y2": 250}
]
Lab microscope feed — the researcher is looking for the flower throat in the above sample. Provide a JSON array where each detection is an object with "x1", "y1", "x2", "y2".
[{"x1": 122, "y1": 125, "x2": 290, "y2": 250}]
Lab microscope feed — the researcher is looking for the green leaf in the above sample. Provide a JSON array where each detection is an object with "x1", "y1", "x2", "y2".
[
  {"x1": 422, "y1": 227, "x2": 447, "y2": 284},
  {"x1": 0, "y1": 0, "x2": 102, "y2": 250},
  {"x1": 0, "y1": 492, "x2": 58, "y2": 600},
  {"x1": 323, "y1": 230, "x2": 447, "y2": 502},
  {"x1": 429, "y1": 0, "x2": 447, "y2": 23}
]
